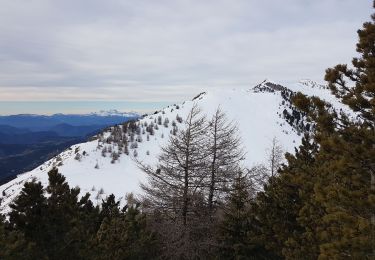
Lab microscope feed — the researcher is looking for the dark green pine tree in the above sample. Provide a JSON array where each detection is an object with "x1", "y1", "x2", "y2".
[
  {"x1": 283, "y1": 98, "x2": 374, "y2": 259},
  {"x1": 268, "y1": 3, "x2": 375, "y2": 257},
  {"x1": 0, "y1": 214, "x2": 42, "y2": 260},
  {"x1": 218, "y1": 172, "x2": 271, "y2": 260},
  {"x1": 8, "y1": 168, "x2": 101, "y2": 259},
  {"x1": 325, "y1": 2, "x2": 375, "y2": 126},
  {"x1": 93, "y1": 203, "x2": 160, "y2": 260},
  {"x1": 281, "y1": 91, "x2": 374, "y2": 259},
  {"x1": 5, "y1": 168, "x2": 161, "y2": 259},
  {"x1": 99, "y1": 193, "x2": 121, "y2": 221},
  {"x1": 8, "y1": 180, "x2": 47, "y2": 256},
  {"x1": 254, "y1": 134, "x2": 319, "y2": 259},
  {"x1": 279, "y1": 136, "x2": 322, "y2": 260},
  {"x1": 321, "y1": 2, "x2": 375, "y2": 257},
  {"x1": 218, "y1": 172, "x2": 251, "y2": 259},
  {"x1": 311, "y1": 126, "x2": 374, "y2": 259},
  {"x1": 43, "y1": 168, "x2": 89, "y2": 259},
  {"x1": 296, "y1": 2, "x2": 375, "y2": 258}
]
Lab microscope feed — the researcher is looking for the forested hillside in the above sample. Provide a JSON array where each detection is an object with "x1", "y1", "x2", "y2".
[{"x1": 0, "y1": 112, "x2": 138, "y2": 183}]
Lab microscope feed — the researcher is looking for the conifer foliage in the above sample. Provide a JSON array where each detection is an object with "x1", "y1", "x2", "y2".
[
  {"x1": 218, "y1": 172, "x2": 251, "y2": 258},
  {"x1": 251, "y1": 3, "x2": 375, "y2": 258},
  {"x1": 0, "y1": 168, "x2": 158, "y2": 260}
]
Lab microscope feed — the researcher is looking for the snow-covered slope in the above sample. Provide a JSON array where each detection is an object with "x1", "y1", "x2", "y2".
[{"x1": 0, "y1": 80, "x2": 352, "y2": 213}]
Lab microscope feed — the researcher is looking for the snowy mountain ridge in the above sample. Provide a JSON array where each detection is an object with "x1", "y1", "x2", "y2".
[
  {"x1": 89, "y1": 109, "x2": 140, "y2": 117},
  {"x1": 0, "y1": 80, "x2": 351, "y2": 213}
]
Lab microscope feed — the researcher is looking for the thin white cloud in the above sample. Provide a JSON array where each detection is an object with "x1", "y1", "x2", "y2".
[{"x1": 0, "y1": 0, "x2": 372, "y2": 101}]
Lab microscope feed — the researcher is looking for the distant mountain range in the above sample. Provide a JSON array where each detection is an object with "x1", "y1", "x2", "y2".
[
  {"x1": 0, "y1": 110, "x2": 139, "y2": 132},
  {"x1": 0, "y1": 111, "x2": 139, "y2": 184}
]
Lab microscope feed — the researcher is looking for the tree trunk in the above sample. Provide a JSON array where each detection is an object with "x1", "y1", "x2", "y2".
[
  {"x1": 208, "y1": 118, "x2": 218, "y2": 211},
  {"x1": 208, "y1": 162, "x2": 215, "y2": 211},
  {"x1": 371, "y1": 157, "x2": 375, "y2": 257},
  {"x1": 182, "y1": 167, "x2": 189, "y2": 226},
  {"x1": 182, "y1": 120, "x2": 192, "y2": 226}
]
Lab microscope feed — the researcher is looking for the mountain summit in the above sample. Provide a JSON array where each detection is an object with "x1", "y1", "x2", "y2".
[{"x1": 0, "y1": 80, "x2": 352, "y2": 213}]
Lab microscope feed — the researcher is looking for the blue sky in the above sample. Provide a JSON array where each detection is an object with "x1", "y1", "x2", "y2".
[{"x1": 0, "y1": 0, "x2": 372, "y2": 114}]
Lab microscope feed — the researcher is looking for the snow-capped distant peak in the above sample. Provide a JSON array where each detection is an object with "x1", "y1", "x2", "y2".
[{"x1": 91, "y1": 109, "x2": 139, "y2": 117}]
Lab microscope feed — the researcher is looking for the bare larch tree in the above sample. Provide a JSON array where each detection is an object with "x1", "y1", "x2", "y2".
[
  {"x1": 139, "y1": 104, "x2": 207, "y2": 226},
  {"x1": 267, "y1": 137, "x2": 284, "y2": 177},
  {"x1": 205, "y1": 107, "x2": 244, "y2": 212}
]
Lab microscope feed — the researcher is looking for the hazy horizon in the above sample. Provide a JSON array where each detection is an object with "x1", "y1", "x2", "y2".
[
  {"x1": 0, "y1": 78, "x2": 321, "y2": 115},
  {"x1": 0, "y1": 100, "x2": 175, "y2": 115}
]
